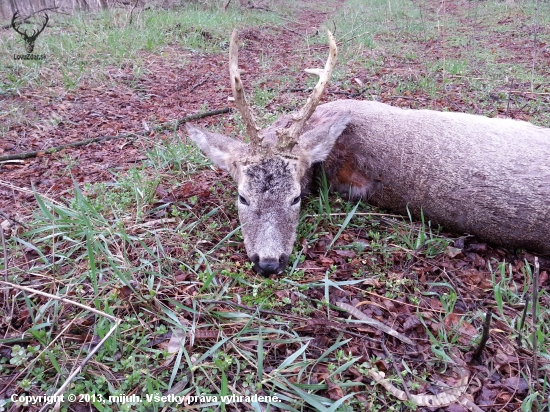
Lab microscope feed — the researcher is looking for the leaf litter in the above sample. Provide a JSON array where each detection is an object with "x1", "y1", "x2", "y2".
[{"x1": 1, "y1": 0, "x2": 549, "y2": 410}]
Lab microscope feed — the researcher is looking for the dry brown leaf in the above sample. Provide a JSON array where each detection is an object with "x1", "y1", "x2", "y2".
[{"x1": 326, "y1": 379, "x2": 344, "y2": 400}]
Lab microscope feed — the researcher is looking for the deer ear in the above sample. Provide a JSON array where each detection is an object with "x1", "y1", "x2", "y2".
[
  {"x1": 298, "y1": 111, "x2": 351, "y2": 164},
  {"x1": 186, "y1": 124, "x2": 246, "y2": 171}
]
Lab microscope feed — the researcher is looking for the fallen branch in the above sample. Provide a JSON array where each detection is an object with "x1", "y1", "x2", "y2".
[
  {"x1": 508, "y1": 90, "x2": 550, "y2": 96},
  {"x1": 532, "y1": 257, "x2": 540, "y2": 391},
  {"x1": 471, "y1": 310, "x2": 492, "y2": 363},
  {"x1": 0, "y1": 107, "x2": 230, "y2": 162},
  {"x1": 335, "y1": 302, "x2": 415, "y2": 346}
]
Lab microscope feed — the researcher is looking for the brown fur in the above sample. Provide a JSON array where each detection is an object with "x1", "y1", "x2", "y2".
[
  {"x1": 188, "y1": 98, "x2": 550, "y2": 275},
  {"x1": 311, "y1": 100, "x2": 550, "y2": 254}
]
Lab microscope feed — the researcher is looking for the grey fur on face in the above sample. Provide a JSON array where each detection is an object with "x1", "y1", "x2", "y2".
[
  {"x1": 185, "y1": 29, "x2": 345, "y2": 276},
  {"x1": 185, "y1": 110, "x2": 352, "y2": 276},
  {"x1": 244, "y1": 157, "x2": 294, "y2": 194},
  {"x1": 238, "y1": 157, "x2": 302, "y2": 276}
]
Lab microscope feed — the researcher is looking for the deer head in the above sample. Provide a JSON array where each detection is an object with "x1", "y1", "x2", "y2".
[
  {"x1": 187, "y1": 29, "x2": 350, "y2": 276},
  {"x1": 11, "y1": 11, "x2": 49, "y2": 54}
]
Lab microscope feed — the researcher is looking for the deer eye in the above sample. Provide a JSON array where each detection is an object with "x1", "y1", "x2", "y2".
[
  {"x1": 238, "y1": 194, "x2": 249, "y2": 206},
  {"x1": 291, "y1": 196, "x2": 301, "y2": 205}
]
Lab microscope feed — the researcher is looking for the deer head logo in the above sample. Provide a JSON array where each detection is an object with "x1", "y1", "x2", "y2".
[{"x1": 11, "y1": 11, "x2": 49, "y2": 54}]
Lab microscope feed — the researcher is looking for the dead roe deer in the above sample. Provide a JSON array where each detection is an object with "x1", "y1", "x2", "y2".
[{"x1": 187, "y1": 30, "x2": 550, "y2": 276}]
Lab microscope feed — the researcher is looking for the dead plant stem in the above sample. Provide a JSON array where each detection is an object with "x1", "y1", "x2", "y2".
[
  {"x1": 531, "y1": 0, "x2": 540, "y2": 93},
  {"x1": 532, "y1": 257, "x2": 539, "y2": 391},
  {"x1": 0, "y1": 280, "x2": 117, "y2": 321}
]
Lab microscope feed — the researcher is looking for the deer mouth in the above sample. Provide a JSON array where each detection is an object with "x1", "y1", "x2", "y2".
[{"x1": 251, "y1": 254, "x2": 289, "y2": 277}]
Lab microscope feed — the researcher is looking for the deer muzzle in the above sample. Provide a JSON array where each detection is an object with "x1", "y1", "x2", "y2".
[{"x1": 250, "y1": 253, "x2": 289, "y2": 276}]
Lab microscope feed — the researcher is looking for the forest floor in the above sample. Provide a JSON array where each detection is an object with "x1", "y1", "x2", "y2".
[{"x1": 1, "y1": 0, "x2": 550, "y2": 411}]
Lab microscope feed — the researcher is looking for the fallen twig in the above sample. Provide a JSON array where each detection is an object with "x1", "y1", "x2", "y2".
[
  {"x1": 339, "y1": 30, "x2": 371, "y2": 45},
  {"x1": 210, "y1": 300, "x2": 381, "y2": 342},
  {"x1": 471, "y1": 310, "x2": 492, "y2": 363},
  {"x1": 532, "y1": 257, "x2": 539, "y2": 391},
  {"x1": 509, "y1": 90, "x2": 550, "y2": 96},
  {"x1": 281, "y1": 25, "x2": 305, "y2": 37},
  {"x1": 305, "y1": 211, "x2": 402, "y2": 219},
  {"x1": 0, "y1": 107, "x2": 230, "y2": 162},
  {"x1": 223, "y1": 0, "x2": 233, "y2": 10},
  {"x1": 517, "y1": 293, "x2": 530, "y2": 347},
  {"x1": 0, "y1": 279, "x2": 122, "y2": 407},
  {"x1": 0, "y1": 209, "x2": 29, "y2": 229},
  {"x1": 1, "y1": 221, "x2": 119, "y2": 408},
  {"x1": 207, "y1": 299, "x2": 309, "y2": 322},
  {"x1": 0, "y1": 280, "x2": 117, "y2": 321},
  {"x1": 188, "y1": 74, "x2": 211, "y2": 93},
  {"x1": 335, "y1": 302, "x2": 415, "y2": 345},
  {"x1": 128, "y1": 0, "x2": 140, "y2": 25},
  {"x1": 380, "y1": 337, "x2": 412, "y2": 401},
  {"x1": 0, "y1": 179, "x2": 61, "y2": 206},
  {"x1": 37, "y1": 318, "x2": 121, "y2": 412},
  {"x1": 1, "y1": 227, "x2": 7, "y2": 308}
]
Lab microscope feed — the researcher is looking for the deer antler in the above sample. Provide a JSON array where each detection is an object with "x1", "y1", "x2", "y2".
[
  {"x1": 11, "y1": 11, "x2": 49, "y2": 38},
  {"x1": 11, "y1": 11, "x2": 25, "y2": 36},
  {"x1": 11, "y1": 11, "x2": 49, "y2": 53},
  {"x1": 229, "y1": 29, "x2": 262, "y2": 153},
  {"x1": 32, "y1": 14, "x2": 49, "y2": 38},
  {"x1": 277, "y1": 30, "x2": 338, "y2": 152}
]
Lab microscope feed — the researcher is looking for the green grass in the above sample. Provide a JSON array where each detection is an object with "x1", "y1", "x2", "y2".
[
  {"x1": 325, "y1": 0, "x2": 550, "y2": 124},
  {"x1": 2, "y1": 0, "x2": 550, "y2": 411},
  {"x1": 0, "y1": 4, "x2": 281, "y2": 94},
  {"x1": 2, "y1": 145, "x2": 472, "y2": 411}
]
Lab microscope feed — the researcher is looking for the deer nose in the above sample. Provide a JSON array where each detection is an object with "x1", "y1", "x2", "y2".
[
  {"x1": 251, "y1": 254, "x2": 289, "y2": 276},
  {"x1": 259, "y1": 259, "x2": 279, "y2": 274}
]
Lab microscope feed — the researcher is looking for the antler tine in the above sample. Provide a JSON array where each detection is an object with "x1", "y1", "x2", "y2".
[
  {"x1": 229, "y1": 29, "x2": 262, "y2": 153},
  {"x1": 277, "y1": 30, "x2": 338, "y2": 152},
  {"x1": 11, "y1": 11, "x2": 25, "y2": 35},
  {"x1": 33, "y1": 14, "x2": 49, "y2": 37}
]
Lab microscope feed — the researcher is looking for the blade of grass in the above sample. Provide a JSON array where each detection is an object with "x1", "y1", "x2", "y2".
[{"x1": 327, "y1": 201, "x2": 359, "y2": 250}]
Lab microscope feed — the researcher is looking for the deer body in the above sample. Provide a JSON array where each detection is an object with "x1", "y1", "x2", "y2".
[
  {"x1": 187, "y1": 30, "x2": 550, "y2": 275},
  {"x1": 304, "y1": 100, "x2": 550, "y2": 255}
]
